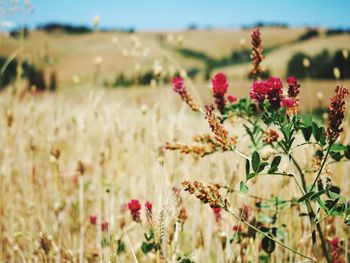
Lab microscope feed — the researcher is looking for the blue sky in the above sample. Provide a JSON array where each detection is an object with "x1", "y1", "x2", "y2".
[{"x1": 2, "y1": 0, "x2": 350, "y2": 30}]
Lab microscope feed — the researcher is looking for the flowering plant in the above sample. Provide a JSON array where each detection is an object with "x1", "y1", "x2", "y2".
[{"x1": 166, "y1": 28, "x2": 350, "y2": 262}]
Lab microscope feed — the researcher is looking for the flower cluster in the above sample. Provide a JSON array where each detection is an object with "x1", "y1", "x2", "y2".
[
  {"x1": 327, "y1": 86, "x2": 349, "y2": 144},
  {"x1": 172, "y1": 77, "x2": 200, "y2": 112},
  {"x1": 205, "y1": 105, "x2": 237, "y2": 150},
  {"x1": 212, "y1": 73, "x2": 228, "y2": 113},
  {"x1": 128, "y1": 199, "x2": 142, "y2": 222},
  {"x1": 182, "y1": 181, "x2": 229, "y2": 209},
  {"x1": 249, "y1": 76, "x2": 300, "y2": 113},
  {"x1": 250, "y1": 28, "x2": 264, "y2": 78}
]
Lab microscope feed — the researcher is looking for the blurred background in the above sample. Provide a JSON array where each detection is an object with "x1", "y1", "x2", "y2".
[{"x1": 0, "y1": 0, "x2": 350, "y2": 108}]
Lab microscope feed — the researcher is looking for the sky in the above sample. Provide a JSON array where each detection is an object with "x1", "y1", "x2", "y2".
[{"x1": 1, "y1": 0, "x2": 350, "y2": 31}]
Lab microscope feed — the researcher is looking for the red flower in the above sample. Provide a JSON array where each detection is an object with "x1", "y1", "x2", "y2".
[
  {"x1": 101, "y1": 220, "x2": 108, "y2": 231},
  {"x1": 227, "y1": 95, "x2": 237, "y2": 103},
  {"x1": 212, "y1": 207, "x2": 221, "y2": 222},
  {"x1": 286, "y1": 76, "x2": 300, "y2": 99},
  {"x1": 266, "y1": 77, "x2": 283, "y2": 109},
  {"x1": 232, "y1": 225, "x2": 241, "y2": 232},
  {"x1": 128, "y1": 199, "x2": 141, "y2": 222},
  {"x1": 172, "y1": 76, "x2": 185, "y2": 93},
  {"x1": 250, "y1": 81, "x2": 267, "y2": 103},
  {"x1": 327, "y1": 86, "x2": 349, "y2": 144},
  {"x1": 89, "y1": 214, "x2": 97, "y2": 225},
  {"x1": 212, "y1": 72, "x2": 228, "y2": 96},
  {"x1": 281, "y1": 97, "x2": 296, "y2": 108},
  {"x1": 145, "y1": 201, "x2": 152, "y2": 215},
  {"x1": 212, "y1": 72, "x2": 229, "y2": 113}
]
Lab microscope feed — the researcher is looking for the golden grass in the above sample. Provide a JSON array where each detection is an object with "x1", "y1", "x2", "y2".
[{"x1": 0, "y1": 85, "x2": 349, "y2": 262}]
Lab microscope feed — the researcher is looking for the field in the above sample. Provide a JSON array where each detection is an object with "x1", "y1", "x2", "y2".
[{"x1": 1, "y1": 25, "x2": 350, "y2": 263}]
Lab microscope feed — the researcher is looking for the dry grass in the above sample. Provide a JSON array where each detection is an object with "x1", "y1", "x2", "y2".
[{"x1": 0, "y1": 85, "x2": 349, "y2": 262}]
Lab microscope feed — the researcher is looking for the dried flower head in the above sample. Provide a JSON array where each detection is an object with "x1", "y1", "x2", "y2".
[
  {"x1": 250, "y1": 28, "x2": 264, "y2": 78},
  {"x1": 182, "y1": 181, "x2": 229, "y2": 209},
  {"x1": 172, "y1": 76, "x2": 200, "y2": 112},
  {"x1": 164, "y1": 142, "x2": 215, "y2": 157},
  {"x1": 205, "y1": 105, "x2": 236, "y2": 150},
  {"x1": 262, "y1": 129, "x2": 279, "y2": 144},
  {"x1": 327, "y1": 86, "x2": 349, "y2": 144}
]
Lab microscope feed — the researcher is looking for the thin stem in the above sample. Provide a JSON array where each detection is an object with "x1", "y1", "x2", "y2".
[
  {"x1": 310, "y1": 147, "x2": 331, "y2": 191},
  {"x1": 225, "y1": 208, "x2": 315, "y2": 261}
]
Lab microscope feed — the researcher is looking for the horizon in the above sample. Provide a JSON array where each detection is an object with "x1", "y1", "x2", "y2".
[{"x1": 1, "y1": 0, "x2": 350, "y2": 31}]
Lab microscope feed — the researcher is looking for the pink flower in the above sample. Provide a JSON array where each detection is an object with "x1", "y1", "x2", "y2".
[
  {"x1": 212, "y1": 207, "x2": 221, "y2": 222},
  {"x1": 172, "y1": 76, "x2": 185, "y2": 92},
  {"x1": 128, "y1": 199, "x2": 141, "y2": 222},
  {"x1": 212, "y1": 72, "x2": 228, "y2": 96},
  {"x1": 250, "y1": 81, "x2": 267, "y2": 103},
  {"x1": 101, "y1": 220, "x2": 108, "y2": 231},
  {"x1": 227, "y1": 95, "x2": 237, "y2": 103},
  {"x1": 89, "y1": 214, "x2": 97, "y2": 225}
]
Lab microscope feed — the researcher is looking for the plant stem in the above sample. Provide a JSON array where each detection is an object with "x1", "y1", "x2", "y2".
[
  {"x1": 290, "y1": 155, "x2": 331, "y2": 263},
  {"x1": 225, "y1": 208, "x2": 315, "y2": 262},
  {"x1": 310, "y1": 147, "x2": 331, "y2": 191}
]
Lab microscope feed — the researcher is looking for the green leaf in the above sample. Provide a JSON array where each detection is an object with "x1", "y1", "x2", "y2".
[
  {"x1": 330, "y1": 144, "x2": 347, "y2": 152},
  {"x1": 258, "y1": 162, "x2": 269, "y2": 173},
  {"x1": 270, "y1": 156, "x2": 281, "y2": 169},
  {"x1": 303, "y1": 115, "x2": 312, "y2": 127},
  {"x1": 245, "y1": 159, "x2": 250, "y2": 176},
  {"x1": 240, "y1": 181, "x2": 249, "y2": 193},
  {"x1": 262, "y1": 236, "x2": 275, "y2": 254},
  {"x1": 301, "y1": 126, "x2": 312, "y2": 141},
  {"x1": 247, "y1": 173, "x2": 257, "y2": 180},
  {"x1": 252, "y1": 151, "x2": 260, "y2": 173},
  {"x1": 298, "y1": 191, "x2": 315, "y2": 203},
  {"x1": 310, "y1": 190, "x2": 326, "y2": 200}
]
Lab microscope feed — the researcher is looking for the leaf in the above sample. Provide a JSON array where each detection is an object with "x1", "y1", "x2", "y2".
[
  {"x1": 301, "y1": 126, "x2": 312, "y2": 141},
  {"x1": 247, "y1": 173, "x2": 257, "y2": 180},
  {"x1": 270, "y1": 156, "x2": 281, "y2": 170},
  {"x1": 330, "y1": 143, "x2": 347, "y2": 152},
  {"x1": 303, "y1": 115, "x2": 312, "y2": 127},
  {"x1": 262, "y1": 236, "x2": 275, "y2": 254},
  {"x1": 257, "y1": 162, "x2": 269, "y2": 173},
  {"x1": 245, "y1": 159, "x2": 250, "y2": 176},
  {"x1": 240, "y1": 181, "x2": 249, "y2": 193},
  {"x1": 252, "y1": 151, "x2": 260, "y2": 173},
  {"x1": 298, "y1": 191, "x2": 315, "y2": 203},
  {"x1": 345, "y1": 145, "x2": 350, "y2": 159},
  {"x1": 310, "y1": 190, "x2": 326, "y2": 200}
]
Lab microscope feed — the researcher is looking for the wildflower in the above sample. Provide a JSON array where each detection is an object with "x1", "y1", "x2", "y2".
[
  {"x1": 303, "y1": 58, "x2": 310, "y2": 68},
  {"x1": 171, "y1": 77, "x2": 200, "y2": 112},
  {"x1": 232, "y1": 225, "x2": 241, "y2": 232},
  {"x1": 164, "y1": 142, "x2": 215, "y2": 156},
  {"x1": 262, "y1": 129, "x2": 279, "y2": 144},
  {"x1": 286, "y1": 76, "x2": 300, "y2": 99},
  {"x1": 212, "y1": 72, "x2": 228, "y2": 113},
  {"x1": 128, "y1": 199, "x2": 141, "y2": 222},
  {"x1": 250, "y1": 81, "x2": 267, "y2": 103},
  {"x1": 342, "y1": 49, "x2": 349, "y2": 59},
  {"x1": 182, "y1": 181, "x2": 230, "y2": 209},
  {"x1": 281, "y1": 97, "x2": 297, "y2": 109},
  {"x1": 227, "y1": 95, "x2": 237, "y2": 103},
  {"x1": 242, "y1": 205, "x2": 252, "y2": 221},
  {"x1": 250, "y1": 28, "x2": 264, "y2": 78},
  {"x1": 212, "y1": 207, "x2": 222, "y2": 222},
  {"x1": 178, "y1": 207, "x2": 188, "y2": 226},
  {"x1": 101, "y1": 220, "x2": 108, "y2": 231},
  {"x1": 327, "y1": 86, "x2": 349, "y2": 144},
  {"x1": 145, "y1": 201, "x2": 152, "y2": 215},
  {"x1": 333, "y1": 67, "x2": 341, "y2": 80},
  {"x1": 266, "y1": 77, "x2": 283, "y2": 109},
  {"x1": 205, "y1": 105, "x2": 237, "y2": 150},
  {"x1": 89, "y1": 214, "x2": 97, "y2": 225}
]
